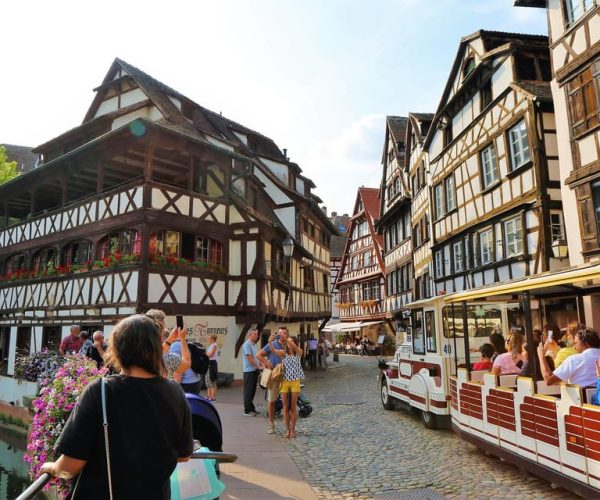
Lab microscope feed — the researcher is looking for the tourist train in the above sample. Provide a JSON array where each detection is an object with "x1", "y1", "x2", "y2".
[{"x1": 379, "y1": 261, "x2": 600, "y2": 497}]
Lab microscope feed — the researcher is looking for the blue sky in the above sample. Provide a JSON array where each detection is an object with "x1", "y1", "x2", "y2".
[{"x1": 1, "y1": 0, "x2": 546, "y2": 215}]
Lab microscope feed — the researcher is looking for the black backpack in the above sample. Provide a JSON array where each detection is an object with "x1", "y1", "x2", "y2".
[{"x1": 189, "y1": 342, "x2": 209, "y2": 375}]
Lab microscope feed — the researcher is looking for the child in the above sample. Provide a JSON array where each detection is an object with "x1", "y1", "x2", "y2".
[{"x1": 473, "y1": 343, "x2": 494, "y2": 371}]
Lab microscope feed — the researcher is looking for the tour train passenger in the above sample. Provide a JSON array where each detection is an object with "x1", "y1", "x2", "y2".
[
  {"x1": 554, "y1": 321, "x2": 581, "y2": 369},
  {"x1": 537, "y1": 327, "x2": 600, "y2": 387},
  {"x1": 542, "y1": 322, "x2": 563, "y2": 359},
  {"x1": 489, "y1": 333, "x2": 506, "y2": 362},
  {"x1": 472, "y1": 343, "x2": 494, "y2": 371},
  {"x1": 491, "y1": 330, "x2": 525, "y2": 376},
  {"x1": 146, "y1": 309, "x2": 192, "y2": 384},
  {"x1": 40, "y1": 314, "x2": 193, "y2": 499}
]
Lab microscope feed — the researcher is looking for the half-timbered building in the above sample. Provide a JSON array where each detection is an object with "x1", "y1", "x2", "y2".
[
  {"x1": 374, "y1": 117, "x2": 413, "y2": 330},
  {"x1": 425, "y1": 31, "x2": 567, "y2": 297},
  {"x1": 0, "y1": 58, "x2": 335, "y2": 398},
  {"x1": 334, "y1": 188, "x2": 390, "y2": 343},
  {"x1": 406, "y1": 113, "x2": 434, "y2": 303},
  {"x1": 515, "y1": 0, "x2": 600, "y2": 326}
]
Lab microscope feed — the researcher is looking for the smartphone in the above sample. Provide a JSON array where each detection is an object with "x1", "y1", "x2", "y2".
[
  {"x1": 547, "y1": 330, "x2": 553, "y2": 340},
  {"x1": 274, "y1": 335, "x2": 281, "y2": 341},
  {"x1": 176, "y1": 315, "x2": 184, "y2": 329}
]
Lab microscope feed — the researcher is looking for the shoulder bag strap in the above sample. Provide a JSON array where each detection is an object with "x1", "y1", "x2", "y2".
[{"x1": 101, "y1": 378, "x2": 114, "y2": 500}]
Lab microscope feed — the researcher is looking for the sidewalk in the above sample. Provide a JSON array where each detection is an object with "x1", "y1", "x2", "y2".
[{"x1": 214, "y1": 383, "x2": 317, "y2": 500}]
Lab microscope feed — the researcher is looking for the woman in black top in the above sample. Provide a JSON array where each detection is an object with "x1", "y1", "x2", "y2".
[{"x1": 40, "y1": 314, "x2": 193, "y2": 499}]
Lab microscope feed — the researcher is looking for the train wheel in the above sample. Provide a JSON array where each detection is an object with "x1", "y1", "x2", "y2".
[
  {"x1": 420, "y1": 410, "x2": 437, "y2": 429},
  {"x1": 381, "y1": 381, "x2": 395, "y2": 410}
]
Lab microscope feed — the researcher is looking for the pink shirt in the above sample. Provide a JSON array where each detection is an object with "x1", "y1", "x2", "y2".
[{"x1": 492, "y1": 352, "x2": 523, "y2": 375}]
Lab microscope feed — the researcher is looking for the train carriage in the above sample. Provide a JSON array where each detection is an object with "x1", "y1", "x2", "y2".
[{"x1": 379, "y1": 261, "x2": 600, "y2": 496}]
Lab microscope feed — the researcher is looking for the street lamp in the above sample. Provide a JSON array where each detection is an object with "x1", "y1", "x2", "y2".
[
  {"x1": 552, "y1": 239, "x2": 568, "y2": 259},
  {"x1": 282, "y1": 236, "x2": 294, "y2": 258},
  {"x1": 282, "y1": 236, "x2": 294, "y2": 311}
]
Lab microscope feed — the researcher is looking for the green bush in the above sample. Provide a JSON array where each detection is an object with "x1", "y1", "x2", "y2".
[{"x1": 0, "y1": 412, "x2": 27, "y2": 429}]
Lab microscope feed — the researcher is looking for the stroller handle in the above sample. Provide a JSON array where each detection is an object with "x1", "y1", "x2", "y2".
[{"x1": 192, "y1": 451, "x2": 238, "y2": 463}]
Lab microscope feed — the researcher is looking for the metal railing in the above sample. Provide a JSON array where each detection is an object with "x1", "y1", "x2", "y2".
[{"x1": 16, "y1": 451, "x2": 237, "y2": 500}]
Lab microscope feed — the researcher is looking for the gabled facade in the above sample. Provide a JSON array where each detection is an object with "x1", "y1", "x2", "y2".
[
  {"x1": 425, "y1": 31, "x2": 566, "y2": 295},
  {"x1": 516, "y1": 0, "x2": 600, "y2": 327},
  {"x1": 406, "y1": 113, "x2": 434, "y2": 301},
  {"x1": 328, "y1": 211, "x2": 350, "y2": 321},
  {"x1": 0, "y1": 58, "x2": 335, "y2": 393},
  {"x1": 335, "y1": 188, "x2": 387, "y2": 337},
  {"x1": 375, "y1": 117, "x2": 413, "y2": 317}
]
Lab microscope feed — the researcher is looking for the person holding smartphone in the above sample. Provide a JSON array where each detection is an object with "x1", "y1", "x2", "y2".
[{"x1": 257, "y1": 326, "x2": 289, "y2": 434}]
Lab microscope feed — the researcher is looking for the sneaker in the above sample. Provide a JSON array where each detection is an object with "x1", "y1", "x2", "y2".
[
  {"x1": 243, "y1": 411, "x2": 254, "y2": 417},
  {"x1": 267, "y1": 426, "x2": 276, "y2": 434},
  {"x1": 250, "y1": 410, "x2": 259, "y2": 416}
]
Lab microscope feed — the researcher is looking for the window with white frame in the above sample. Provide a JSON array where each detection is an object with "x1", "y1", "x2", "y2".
[
  {"x1": 504, "y1": 216, "x2": 524, "y2": 257},
  {"x1": 435, "y1": 251, "x2": 444, "y2": 278},
  {"x1": 480, "y1": 228, "x2": 493, "y2": 265},
  {"x1": 480, "y1": 143, "x2": 499, "y2": 188},
  {"x1": 550, "y1": 212, "x2": 565, "y2": 244},
  {"x1": 453, "y1": 241, "x2": 464, "y2": 272},
  {"x1": 508, "y1": 120, "x2": 531, "y2": 171},
  {"x1": 434, "y1": 183, "x2": 444, "y2": 219},
  {"x1": 445, "y1": 175, "x2": 456, "y2": 212},
  {"x1": 363, "y1": 251, "x2": 372, "y2": 267},
  {"x1": 565, "y1": 0, "x2": 595, "y2": 26}
]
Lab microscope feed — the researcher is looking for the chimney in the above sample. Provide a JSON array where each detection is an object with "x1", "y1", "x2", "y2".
[
  {"x1": 322, "y1": 206, "x2": 327, "y2": 215},
  {"x1": 331, "y1": 211, "x2": 337, "y2": 218},
  {"x1": 283, "y1": 148, "x2": 288, "y2": 160}
]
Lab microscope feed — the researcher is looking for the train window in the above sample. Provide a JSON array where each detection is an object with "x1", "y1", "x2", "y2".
[
  {"x1": 442, "y1": 304, "x2": 503, "y2": 338},
  {"x1": 425, "y1": 310, "x2": 437, "y2": 353},
  {"x1": 412, "y1": 309, "x2": 425, "y2": 355}
]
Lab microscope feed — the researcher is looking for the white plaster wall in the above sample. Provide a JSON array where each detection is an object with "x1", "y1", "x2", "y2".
[
  {"x1": 121, "y1": 87, "x2": 147, "y2": 108},
  {"x1": 551, "y1": 79, "x2": 584, "y2": 264},
  {"x1": 492, "y1": 59, "x2": 512, "y2": 97},
  {"x1": 95, "y1": 96, "x2": 119, "y2": 118}
]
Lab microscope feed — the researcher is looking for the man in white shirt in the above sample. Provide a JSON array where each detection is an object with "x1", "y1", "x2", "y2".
[{"x1": 538, "y1": 327, "x2": 600, "y2": 387}]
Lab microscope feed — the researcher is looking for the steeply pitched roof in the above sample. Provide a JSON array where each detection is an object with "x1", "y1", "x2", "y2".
[
  {"x1": 2, "y1": 144, "x2": 37, "y2": 173},
  {"x1": 330, "y1": 235, "x2": 348, "y2": 259},
  {"x1": 358, "y1": 187, "x2": 381, "y2": 221},
  {"x1": 386, "y1": 116, "x2": 408, "y2": 145},
  {"x1": 425, "y1": 30, "x2": 549, "y2": 148}
]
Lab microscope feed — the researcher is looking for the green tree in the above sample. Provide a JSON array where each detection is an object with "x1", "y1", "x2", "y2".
[{"x1": 0, "y1": 145, "x2": 18, "y2": 185}]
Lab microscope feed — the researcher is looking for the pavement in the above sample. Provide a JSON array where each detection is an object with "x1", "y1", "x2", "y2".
[
  {"x1": 213, "y1": 381, "x2": 318, "y2": 499},
  {"x1": 210, "y1": 355, "x2": 575, "y2": 499}
]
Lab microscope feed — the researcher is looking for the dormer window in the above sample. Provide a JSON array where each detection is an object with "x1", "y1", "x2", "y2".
[{"x1": 463, "y1": 57, "x2": 476, "y2": 79}]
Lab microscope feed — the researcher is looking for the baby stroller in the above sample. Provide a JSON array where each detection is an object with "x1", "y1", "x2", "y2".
[
  {"x1": 274, "y1": 386, "x2": 313, "y2": 418},
  {"x1": 186, "y1": 393, "x2": 223, "y2": 453}
]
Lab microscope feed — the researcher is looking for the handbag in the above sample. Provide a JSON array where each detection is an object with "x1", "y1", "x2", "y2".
[
  {"x1": 269, "y1": 362, "x2": 284, "y2": 387},
  {"x1": 259, "y1": 368, "x2": 272, "y2": 389},
  {"x1": 170, "y1": 447, "x2": 225, "y2": 500}
]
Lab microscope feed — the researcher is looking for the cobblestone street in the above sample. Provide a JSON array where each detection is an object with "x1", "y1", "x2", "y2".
[{"x1": 273, "y1": 355, "x2": 576, "y2": 499}]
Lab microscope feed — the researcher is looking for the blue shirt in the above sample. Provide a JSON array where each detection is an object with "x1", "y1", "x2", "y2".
[
  {"x1": 169, "y1": 341, "x2": 199, "y2": 384},
  {"x1": 261, "y1": 340, "x2": 283, "y2": 367},
  {"x1": 242, "y1": 339, "x2": 258, "y2": 373}
]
